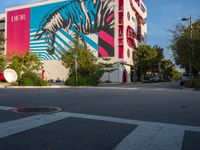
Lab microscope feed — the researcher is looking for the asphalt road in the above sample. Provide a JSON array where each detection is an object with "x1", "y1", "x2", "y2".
[{"x1": 0, "y1": 84, "x2": 199, "y2": 150}]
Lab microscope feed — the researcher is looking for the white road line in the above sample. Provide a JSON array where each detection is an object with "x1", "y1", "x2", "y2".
[
  {"x1": 63, "y1": 112, "x2": 198, "y2": 150},
  {"x1": 148, "y1": 127, "x2": 185, "y2": 150},
  {"x1": 0, "y1": 110, "x2": 200, "y2": 150},
  {"x1": 76, "y1": 87, "x2": 141, "y2": 90},
  {"x1": 0, "y1": 112, "x2": 70, "y2": 138},
  {"x1": 0, "y1": 106, "x2": 15, "y2": 111},
  {"x1": 114, "y1": 126, "x2": 185, "y2": 150},
  {"x1": 114, "y1": 125, "x2": 162, "y2": 150},
  {"x1": 63, "y1": 112, "x2": 200, "y2": 132}
]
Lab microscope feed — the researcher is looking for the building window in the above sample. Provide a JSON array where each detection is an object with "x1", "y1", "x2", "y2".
[
  {"x1": 126, "y1": 26, "x2": 136, "y2": 48},
  {"x1": 132, "y1": 16, "x2": 135, "y2": 22},
  {"x1": 127, "y1": 12, "x2": 130, "y2": 21},
  {"x1": 127, "y1": 49, "x2": 130, "y2": 58}
]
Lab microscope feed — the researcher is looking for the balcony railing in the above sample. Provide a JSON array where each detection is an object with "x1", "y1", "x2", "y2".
[{"x1": 140, "y1": 3, "x2": 146, "y2": 13}]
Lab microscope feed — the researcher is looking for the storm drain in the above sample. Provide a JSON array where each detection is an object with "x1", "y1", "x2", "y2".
[{"x1": 13, "y1": 106, "x2": 62, "y2": 114}]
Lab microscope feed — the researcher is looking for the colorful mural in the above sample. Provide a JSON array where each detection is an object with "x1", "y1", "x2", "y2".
[{"x1": 7, "y1": 0, "x2": 115, "y2": 60}]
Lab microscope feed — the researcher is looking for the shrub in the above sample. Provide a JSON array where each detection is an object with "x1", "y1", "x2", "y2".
[
  {"x1": 65, "y1": 75, "x2": 95, "y2": 86},
  {"x1": 65, "y1": 75, "x2": 87, "y2": 86},
  {"x1": 8, "y1": 53, "x2": 42, "y2": 79},
  {"x1": 65, "y1": 76, "x2": 76, "y2": 86},
  {"x1": 19, "y1": 72, "x2": 48, "y2": 86},
  {"x1": 65, "y1": 69, "x2": 103, "y2": 86},
  {"x1": 10, "y1": 82, "x2": 19, "y2": 86},
  {"x1": 0, "y1": 55, "x2": 6, "y2": 73},
  {"x1": 194, "y1": 79, "x2": 200, "y2": 90},
  {"x1": 185, "y1": 78, "x2": 200, "y2": 90},
  {"x1": 65, "y1": 64, "x2": 103, "y2": 86}
]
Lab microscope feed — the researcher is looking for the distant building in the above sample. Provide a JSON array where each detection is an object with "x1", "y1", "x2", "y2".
[
  {"x1": 0, "y1": 14, "x2": 5, "y2": 53},
  {"x1": 4, "y1": 0, "x2": 147, "y2": 82}
]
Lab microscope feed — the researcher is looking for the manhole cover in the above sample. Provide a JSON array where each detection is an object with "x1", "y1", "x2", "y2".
[{"x1": 13, "y1": 106, "x2": 62, "y2": 114}]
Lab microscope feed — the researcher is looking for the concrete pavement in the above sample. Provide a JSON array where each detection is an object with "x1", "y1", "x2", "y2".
[
  {"x1": 0, "y1": 105, "x2": 200, "y2": 150},
  {"x1": 0, "y1": 86, "x2": 200, "y2": 149}
]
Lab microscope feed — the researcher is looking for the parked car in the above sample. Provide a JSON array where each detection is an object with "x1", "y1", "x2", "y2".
[
  {"x1": 180, "y1": 74, "x2": 191, "y2": 86},
  {"x1": 151, "y1": 76, "x2": 160, "y2": 82},
  {"x1": 143, "y1": 76, "x2": 160, "y2": 83}
]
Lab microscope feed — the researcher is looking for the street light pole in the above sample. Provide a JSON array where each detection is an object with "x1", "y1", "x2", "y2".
[{"x1": 181, "y1": 17, "x2": 192, "y2": 76}]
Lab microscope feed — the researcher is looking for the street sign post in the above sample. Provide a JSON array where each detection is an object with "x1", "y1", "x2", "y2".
[{"x1": 73, "y1": 54, "x2": 78, "y2": 85}]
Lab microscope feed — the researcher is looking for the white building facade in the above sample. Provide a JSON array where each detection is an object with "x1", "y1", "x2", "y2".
[{"x1": 4, "y1": 0, "x2": 147, "y2": 82}]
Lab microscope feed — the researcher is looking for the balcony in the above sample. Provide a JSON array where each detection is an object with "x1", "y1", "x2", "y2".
[
  {"x1": 130, "y1": 0, "x2": 147, "y2": 19},
  {"x1": 140, "y1": 3, "x2": 146, "y2": 13}
]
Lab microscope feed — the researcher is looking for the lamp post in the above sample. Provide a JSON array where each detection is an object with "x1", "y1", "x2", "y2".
[{"x1": 181, "y1": 16, "x2": 192, "y2": 76}]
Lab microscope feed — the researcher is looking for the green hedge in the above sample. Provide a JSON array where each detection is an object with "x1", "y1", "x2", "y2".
[
  {"x1": 185, "y1": 78, "x2": 200, "y2": 90},
  {"x1": 65, "y1": 75, "x2": 101, "y2": 86},
  {"x1": 65, "y1": 70, "x2": 103, "y2": 86},
  {"x1": 18, "y1": 72, "x2": 48, "y2": 86}
]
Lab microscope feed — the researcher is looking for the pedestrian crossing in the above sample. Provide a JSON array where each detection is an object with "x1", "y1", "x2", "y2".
[{"x1": 0, "y1": 106, "x2": 200, "y2": 150}]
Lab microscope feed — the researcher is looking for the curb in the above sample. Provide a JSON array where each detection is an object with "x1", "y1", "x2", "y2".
[
  {"x1": 1, "y1": 85, "x2": 67, "y2": 89},
  {"x1": 0, "y1": 85, "x2": 199, "y2": 92},
  {"x1": 1, "y1": 85, "x2": 140, "y2": 90},
  {"x1": 181, "y1": 87, "x2": 200, "y2": 92}
]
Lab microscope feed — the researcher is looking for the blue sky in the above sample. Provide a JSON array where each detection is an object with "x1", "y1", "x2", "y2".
[
  {"x1": 0, "y1": 0, "x2": 200, "y2": 59},
  {"x1": 145, "y1": 0, "x2": 200, "y2": 59}
]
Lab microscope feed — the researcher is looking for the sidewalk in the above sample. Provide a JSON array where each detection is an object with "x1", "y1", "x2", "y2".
[{"x1": 0, "y1": 82, "x2": 199, "y2": 91}]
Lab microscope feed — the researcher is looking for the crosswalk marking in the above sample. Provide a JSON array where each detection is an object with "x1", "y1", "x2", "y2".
[
  {"x1": 0, "y1": 108, "x2": 200, "y2": 150},
  {"x1": 0, "y1": 106, "x2": 15, "y2": 111},
  {"x1": 114, "y1": 125, "x2": 162, "y2": 150},
  {"x1": 147, "y1": 127, "x2": 185, "y2": 150},
  {"x1": 114, "y1": 126, "x2": 185, "y2": 150},
  {"x1": 63, "y1": 112, "x2": 200, "y2": 132},
  {"x1": 0, "y1": 112, "x2": 69, "y2": 138}
]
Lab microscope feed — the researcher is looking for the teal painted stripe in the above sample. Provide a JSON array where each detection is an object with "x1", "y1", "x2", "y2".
[
  {"x1": 59, "y1": 29, "x2": 73, "y2": 41},
  {"x1": 54, "y1": 46, "x2": 64, "y2": 56},
  {"x1": 30, "y1": 52, "x2": 49, "y2": 60},
  {"x1": 30, "y1": 28, "x2": 38, "y2": 32},
  {"x1": 60, "y1": 29, "x2": 98, "y2": 51},
  {"x1": 30, "y1": 46, "x2": 48, "y2": 48},
  {"x1": 30, "y1": 42, "x2": 47, "y2": 45},
  {"x1": 31, "y1": 51, "x2": 55, "y2": 60},
  {"x1": 30, "y1": 42, "x2": 63, "y2": 59},
  {"x1": 81, "y1": 33, "x2": 98, "y2": 50},
  {"x1": 54, "y1": 41, "x2": 68, "y2": 53},
  {"x1": 55, "y1": 34, "x2": 72, "y2": 49}
]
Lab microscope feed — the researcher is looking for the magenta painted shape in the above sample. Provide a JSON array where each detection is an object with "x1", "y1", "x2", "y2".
[
  {"x1": 122, "y1": 70, "x2": 127, "y2": 83},
  {"x1": 118, "y1": 46, "x2": 123, "y2": 58},
  {"x1": 0, "y1": 73, "x2": 5, "y2": 81},
  {"x1": 7, "y1": 8, "x2": 30, "y2": 55},
  {"x1": 106, "y1": 13, "x2": 114, "y2": 23},
  {"x1": 99, "y1": 30, "x2": 114, "y2": 48},
  {"x1": 98, "y1": 46, "x2": 109, "y2": 57}
]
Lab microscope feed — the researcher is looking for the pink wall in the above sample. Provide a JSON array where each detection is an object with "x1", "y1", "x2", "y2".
[{"x1": 7, "y1": 8, "x2": 30, "y2": 55}]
